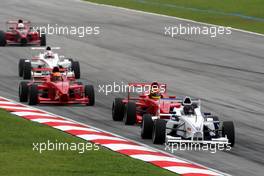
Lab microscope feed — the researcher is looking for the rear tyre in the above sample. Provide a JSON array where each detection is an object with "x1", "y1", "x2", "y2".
[
  {"x1": 85, "y1": 85, "x2": 95, "y2": 106},
  {"x1": 72, "y1": 61, "x2": 80, "y2": 79},
  {"x1": 28, "y1": 84, "x2": 38, "y2": 105},
  {"x1": 141, "y1": 114, "x2": 153, "y2": 139},
  {"x1": 124, "y1": 102, "x2": 136, "y2": 125},
  {"x1": 19, "y1": 81, "x2": 29, "y2": 102},
  {"x1": 0, "y1": 31, "x2": 6, "y2": 46},
  {"x1": 112, "y1": 98, "x2": 125, "y2": 121},
  {"x1": 222, "y1": 121, "x2": 235, "y2": 147},
  {"x1": 23, "y1": 61, "x2": 31, "y2": 80},
  {"x1": 40, "y1": 33, "x2": 46, "y2": 46},
  {"x1": 19, "y1": 59, "x2": 26, "y2": 77},
  {"x1": 152, "y1": 119, "x2": 166, "y2": 144}
]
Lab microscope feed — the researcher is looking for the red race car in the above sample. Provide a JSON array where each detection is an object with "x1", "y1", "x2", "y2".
[
  {"x1": 112, "y1": 82, "x2": 180, "y2": 127},
  {"x1": 19, "y1": 69, "x2": 94, "y2": 106},
  {"x1": 0, "y1": 19, "x2": 46, "y2": 46}
]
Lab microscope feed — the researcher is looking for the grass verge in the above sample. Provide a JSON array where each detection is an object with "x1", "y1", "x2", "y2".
[
  {"x1": 85, "y1": 0, "x2": 264, "y2": 34},
  {"x1": 0, "y1": 109, "x2": 177, "y2": 176}
]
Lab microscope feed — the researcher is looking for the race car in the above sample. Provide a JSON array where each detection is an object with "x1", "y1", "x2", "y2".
[
  {"x1": 18, "y1": 67, "x2": 94, "y2": 106},
  {"x1": 0, "y1": 19, "x2": 46, "y2": 46},
  {"x1": 18, "y1": 46, "x2": 80, "y2": 80},
  {"x1": 148, "y1": 97, "x2": 235, "y2": 146},
  {"x1": 112, "y1": 82, "x2": 179, "y2": 127}
]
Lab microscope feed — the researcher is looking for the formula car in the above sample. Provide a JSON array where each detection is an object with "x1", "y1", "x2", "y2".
[
  {"x1": 0, "y1": 20, "x2": 46, "y2": 46},
  {"x1": 18, "y1": 67, "x2": 94, "y2": 106},
  {"x1": 18, "y1": 47, "x2": 80, "y2": 80},
  {"x1": 149, "y1": 97, "x2": 235, "y2": 146},
  {"x1": 112, "y1": 82, "x2": 179, "y2": 127}
]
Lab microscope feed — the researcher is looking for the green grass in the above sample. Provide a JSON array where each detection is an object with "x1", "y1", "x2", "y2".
[
  {"x1": 0, "y1": 109, "x2": 177, "y2": 176},
  {"x1": 85, "y1": 0, "x2": 264, "y2": 34}
]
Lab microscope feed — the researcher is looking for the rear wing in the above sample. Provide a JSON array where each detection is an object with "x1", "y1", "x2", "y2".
[
  {"x1": 127, "y1": 82, "x2": 167, "y2": 100},
  {"x1": 157, "y1": 97, "x2": 201, "y2": 117},
  {"x1": 32, "y1": 68, "x2": 67, "y2": 72},
  {"x1": 159, "y1": 97, "x2": 201, "y2": 106},
  {"x1": 31, "y1": 68, "x2": 75, "y2": 81},
  {"x1": 6, "y1": 20, "x2": 31, "y2": 24},
  {"x1": 162, "y1": 96, "x2": 199, "y2": 101},
  {"x1": 6, "y1": 20, "x2": 31, "y2": 30},
  {"x1": 31, "y1": 47, "x2": 61, "y2": 50}
]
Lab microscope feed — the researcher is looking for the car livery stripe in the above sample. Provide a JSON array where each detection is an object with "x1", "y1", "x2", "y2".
[{"x1": 0, "y1": 97, "x2": 225, "y2": 176}]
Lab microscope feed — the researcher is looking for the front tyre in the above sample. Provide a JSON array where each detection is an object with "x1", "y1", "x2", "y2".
[
  {"x1": 124, "y1": 102, "x2": 136, "y2": 125},
  {"x1": 85, "y1": 85, "x2": 95, "y2": 106},
  {"x1": 141, "y1": 114, "x2": 153, "y2": 139},
  {"x1": 212, "y1": 116, "x2": 220, "y2": 137},
  {"x1": 28, "y1": 84, "x2": 38, "y2": 105},
  {"x1": 112, "y1": 98, "x2": 125, "y2": 121},
  {"x1": 19, "y1": 59, "x2": 26, "y2": 77},
  {"x1": 0, "y1": 31, "x2": 6, "y2": 46},
  {"x1": 72, "y1": 61, "x2": 80, "y2": 79},
  {"x1": 19, "y1": 81, "x2": 29, "y2": 102},
  {"x1": 152, "y1": 119, "x2": 166, "y2": 144},
  {"x1": 222, "y1": 121, "x2": 235, "y2": 147},
  {"x1": 23, "y1": 61, "x2": 32, "y2": 80}
]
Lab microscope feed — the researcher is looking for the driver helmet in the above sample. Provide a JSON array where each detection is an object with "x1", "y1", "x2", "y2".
[
  {"x1": 45, "y1": 50, "x2": 54, "y2": 59},
  {"x1": 51, "y1": 72, "x2": 61, "y2": 82},
  {"x1": 46, "y1": 46, "x2": 51, "y2": 51},
  {"x1": 182, "y1": 97, "x2": 195, "y2": 115},
  {"x1": 149, "y1": 82, "x2": 161, "y2": 99},
  {"x1": 17, "y1": 23, "x2": 25, "y2": 30},
  {"x1": 183, "y1": 105, "x2": 195, "y2": 115}
]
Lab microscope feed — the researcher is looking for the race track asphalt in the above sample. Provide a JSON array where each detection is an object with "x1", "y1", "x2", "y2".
[{"x1": 0, "y1": 0, "x2": 264, "y2": 175}]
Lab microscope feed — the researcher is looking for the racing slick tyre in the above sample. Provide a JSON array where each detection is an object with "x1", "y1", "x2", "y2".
[
  {"x1": 72, "y1": 61, "x2": 80, "y2": 79},
  {"x1": 152, "y1": 119, "x2": 166, "y2": 144},
  {"x1": 124, "y1": 102, "x2": 136, "y2": 125},
  {"x1": 19, "y1": 81, "x2": 29, "y2": 102},
  {"x1": 23, "y1": 61, "x2": 32, "y2": 80},
  {"x1": 28, "y1": 84, "x2": 38, "y2": 105},
  {"x1": 0, "y1": 31, "x2": 6, "y2": 46},
  {"x1": 212, "y1": 116, "x2": 220, "y2": 137},
  {"x1": 141, "y1": 114, "x2": 154, "y2": 139},
  {"x1": 85, "y1": 85, "x2": 95, "y2": 106},
  {"x1": 112, "y1": 98, "x2": 125, "y2": 121},
  {"x1": 40, "y1": 33, "x2": 46, "y2": 46},
  {"x1": 19, "y1": 59, "x2": 26, "y2": 77},
  {"x1": 222, "y1": 121, "x2": 235, "y2": 147}
]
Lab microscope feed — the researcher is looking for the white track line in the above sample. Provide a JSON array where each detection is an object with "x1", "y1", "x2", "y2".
[
  {"x1": 103, "y1": 143, "x2": 154, "y2": 152},
  {"x1": 130, "y1": 154, "x2": 188, "y2": 163},
  {"x1": 54, "y1": 125, "x2": 97, "y2": 132},
  {"x1": 31, "y1": 118, "x2": 76, "y2": 124},
  {"x1": 0, "y1": 106, "x2": 35, "y2": 110},
  {"x1": 77, "y1": 134, "x2": 127, "y2": 141},
  {"x1": 11, "y1": 111, "x2": 55, "y2": 117}
]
